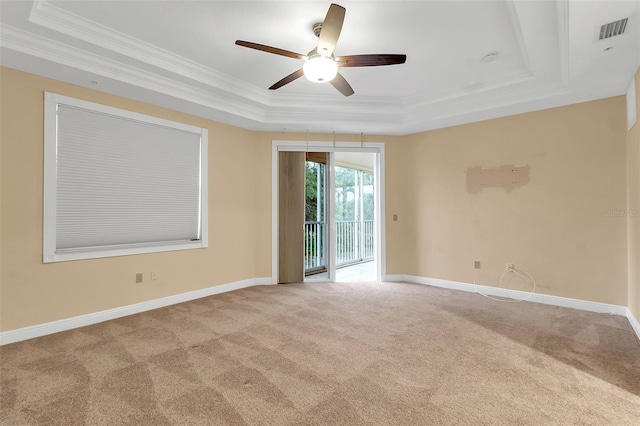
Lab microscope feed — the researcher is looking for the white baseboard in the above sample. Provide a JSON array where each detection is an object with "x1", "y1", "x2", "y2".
[
  {"x1": 0, "y1": 277, "x2": 274, "y2": 346},
  {"x1": 5, "y1": 275, "x2": 637, "y2": 346},
  {"x1": 627, "y1": 309, "x2": 640, "y2": 342},
  {"x1": 383, "y1": 274, "x2": 628, "y2": 316}
]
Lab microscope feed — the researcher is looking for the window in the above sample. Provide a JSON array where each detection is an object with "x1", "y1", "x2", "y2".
[{"x1": 43, "y1": 93, "x2": 208, "y2": 263}]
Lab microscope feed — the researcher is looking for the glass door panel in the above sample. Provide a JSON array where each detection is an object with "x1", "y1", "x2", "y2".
[
  {"x1": 334, "y1": 153, "x2": 377, "y2": 282},
  {"x1": 304, "y1": 157, "x2": 328, "y2": 278}
]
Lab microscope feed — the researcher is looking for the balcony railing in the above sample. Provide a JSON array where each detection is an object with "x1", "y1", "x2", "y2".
[
  {"x1": 305, "y1": 221, "x2": 326, "y2": 271},
  {"x1": 304, "y1": 220, "x2": 374, "y2": 272}
]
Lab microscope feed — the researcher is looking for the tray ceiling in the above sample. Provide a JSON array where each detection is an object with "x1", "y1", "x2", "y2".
[{"x1": 1, "y1": 1, "x2": 638, "y2": 135}]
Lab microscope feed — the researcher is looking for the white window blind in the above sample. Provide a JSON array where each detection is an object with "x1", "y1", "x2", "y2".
[{"x1": 43, "y1": 93, "x2": 208, "y2": 262}]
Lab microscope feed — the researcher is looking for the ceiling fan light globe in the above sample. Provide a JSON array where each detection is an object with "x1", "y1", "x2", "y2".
[{"x1": 303, "y1": 55, "x2": 338, "y2": 83}]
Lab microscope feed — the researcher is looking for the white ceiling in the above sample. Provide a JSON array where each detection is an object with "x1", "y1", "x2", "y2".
[
  {"x1": 1, "y1": 1, "x2": 639, "y2": 135},
  {"x1": 336, "y1": 151, "x2": 375, "y2": 171}
]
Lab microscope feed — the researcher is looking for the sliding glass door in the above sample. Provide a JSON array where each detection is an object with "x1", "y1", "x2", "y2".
[
  {"x1": 304, "y1": 151, "x2": 377, "y2": 282},
  {"x1": 273, "y1": 141, "x2": 384, "y2": 284}
]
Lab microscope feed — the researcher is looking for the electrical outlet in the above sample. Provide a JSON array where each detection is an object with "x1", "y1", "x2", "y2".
[
  {"x1": 135, "y1": 273, "x2": 143, "y2": 283},
  {"x1": 506, "y1": 263, "x2": 514, "y2": 272},
  {"x1": 473, "y1": 260, "x2": 481, "y2": 269},
  {"x1": 151, "y1": 271, "x2": 158, "y2": 281}
]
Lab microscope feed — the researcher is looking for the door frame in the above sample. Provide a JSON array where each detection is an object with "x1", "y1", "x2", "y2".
[{"x1": 271, "y1": 140, "x2": 386, "y2": 284}]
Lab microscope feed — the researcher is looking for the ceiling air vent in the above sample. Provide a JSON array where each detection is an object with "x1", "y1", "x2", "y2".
[{"x1": 599, "y1": 18, "x2": 628, "y2": 40}]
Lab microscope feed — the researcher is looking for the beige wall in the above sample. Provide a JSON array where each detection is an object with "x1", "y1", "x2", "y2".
[
  {"x1": 628, "y1": 68, "x2": 640, "y2": 319},
  {"x1": 0, "y1": 67, "x2": 269, "y2": 331},
  {"x1": 0, "y1": 67, "x2": 3, "y2": 322},
  {"x1": 404, "y1": 97, "x2": 629, "y2": 305},
  {"x1": 0, "y1": 67, "x2": 408, "y2": 331},
  {"x1": 0, "y1": 65, "x2": 633, "y2": 333}
]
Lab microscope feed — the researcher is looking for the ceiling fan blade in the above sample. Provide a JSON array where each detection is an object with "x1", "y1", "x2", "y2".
[
  {"x1": 335, "y1": 54, "x2": 407, "y2": 67},
  {"x1": 235, "y1": 40, "x2": 306, "y2": 60},
  {"x1": 330, "y1": 72, "x2": 354, "y2": 97},
  {"x1": 269, "y1": 69, "x2": 305, "y2": 90},
  {"x1": 317, "y1": 3, "x2": 345, "y2": 57}
]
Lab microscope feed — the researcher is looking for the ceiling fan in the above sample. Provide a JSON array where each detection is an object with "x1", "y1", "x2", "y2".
[{"x1": 235, "y1": 3, "x2": 407, "y2": 97}]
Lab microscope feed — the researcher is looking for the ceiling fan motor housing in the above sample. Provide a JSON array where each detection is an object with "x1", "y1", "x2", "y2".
[{"x1": 312, "y1": 23, "x2": 323, "y2": 38}]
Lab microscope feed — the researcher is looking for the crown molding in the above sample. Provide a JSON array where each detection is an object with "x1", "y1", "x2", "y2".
[
  {"x1": 28, "y1": 0, "x2": 270, "y2": 105},
  {"x1": 0, "y1": 24, "x2": 408, "y2": 133},
  {"x1": 27, "y1": 0, "x2": 411, "y2": 113},
  {"x1": 27, "y1": 0, "x2": 407, "y2": 114},
  {"x1": 0, "y1": 0, "x2": 592, "y2": 135},
  {"x1": 403, "y1": 70, "x2": 536, "y2": 110},
  {"x1": 0, "y1": 20, "x2": 578, "y2": 135},
  {"x1": 0, "y1": 25, "x2": 266, "y2": 121}
]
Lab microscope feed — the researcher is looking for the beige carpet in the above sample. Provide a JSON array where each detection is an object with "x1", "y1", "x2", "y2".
[{"x1": 1, "y1": 281, "x2": 639, "y2": 425}]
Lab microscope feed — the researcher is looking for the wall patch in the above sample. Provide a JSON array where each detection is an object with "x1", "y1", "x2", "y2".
[{"x1": 466, "y1": 165, "x2": 530, "y2": 193}]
